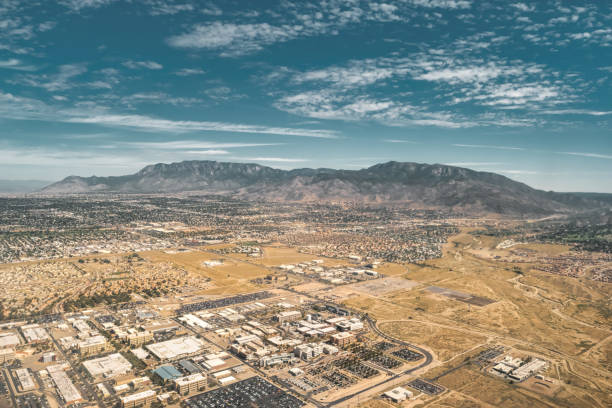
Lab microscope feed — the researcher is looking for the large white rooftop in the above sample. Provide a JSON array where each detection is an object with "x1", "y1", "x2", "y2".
[
  {"x1": 146, "y1": 336, "x2": 204, "y2": 360},
  {"x1": 0, "y1": 333, "x2": 20, "y2": 348},
  {"x1": 83, "y1": 353, "x2": 133, "y2": 377},
  {"x1": 48, "y1": 365, "x2": 82, "y2": 404}
]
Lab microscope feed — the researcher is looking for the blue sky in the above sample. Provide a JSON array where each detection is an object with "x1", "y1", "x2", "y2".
[{"x1": 1, "y1": 0, "x2": 611, "y2": 192}]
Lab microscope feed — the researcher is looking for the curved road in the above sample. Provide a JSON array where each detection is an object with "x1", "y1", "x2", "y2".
[{"x1": 323, "y1": 317, "x2": 433, "y2": 407}]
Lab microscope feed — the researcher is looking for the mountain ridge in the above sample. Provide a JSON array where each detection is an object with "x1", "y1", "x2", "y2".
[{"x1": 40, "y1": 160, "x2": 611, "y2": 215}]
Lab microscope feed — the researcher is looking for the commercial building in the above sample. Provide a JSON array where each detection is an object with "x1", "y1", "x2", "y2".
[
  {"x1": 48, "y1": 365, "x2": 84, "y2": 405},
  {"x1": 331, "y1": 332, "x2": 355, "y2": 347},
  {"x1": 274, "y1": 311, "x2": 301, "y2": 323},
  {"x1": 83, "y1": 353, "x2": 133, "y2": 378},
  {"x1": 0, "y1": 332, "x2": 20, "y2": 348},
  {"x1": 509, "y1": 359, "x2": 547, "y2": 381},
  {"x1": 21, "y1": 325, "x2": 51, "y2": 343},
  {"x1": 383, "y1": 387, "x2": 413, "y2": 403},
  {"x1": 294, "y1": 343, "x2": 324, "y2": 360},
  {"x1": 127, "y1": 331, "x2": 153, "y2": 347},
  {"x1": 335, "y1": 318, "x2": 364, "y2": 332},
  {"x1": 146, "y1": 336, "x2": 204, "y2": 361},
  {"x1": 153, "y1": 365, "x2": 183, "y2": 382},
  {"x1": 179, "y1": 314, "x2": 212, "y2": 330},
  {"x1": 77, "y1": 335, "x2": 108, "y2": 355},
  {"x1": 120, "y1": 390, "x2": 156, "y2": 408},
  {"x1": 0, "y1": 348, "x2": 15, "y2": 363},
  {"x1": 174, "y1": 373, "x2": 207, "y2": 395},
  {"x1": 15, "y1": 369, "x2": 36, "y2": 392},
  {"x1": 41, "y1": 352, "x2": 57, "y2": 363}
]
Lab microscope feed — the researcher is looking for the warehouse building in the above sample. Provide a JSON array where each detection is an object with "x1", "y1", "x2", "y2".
[
  {"x1": 83, "y1": 353, "x2": 133, "y2": 378},
  {"x1": 0, "y1": 332, "x2": 20, "y2": 349},
  {"x1": 146, "y1": 336, "x2": 204, "y2": 361},
  {"x1": 153, "y1": 365, "x2": 183, "y2": 382},
  {"x1": 21, "y1": 325, "x2": 51, "y2": 343},
  {"x1": 48, "y1": 365, "x2": 83, "y2": 405},
  {"x1": 15, "y1": 368, "x2": 36, "y2": 392},
  {"x1": 509, "y1": 359, "x2": 547, "y2": 381}
]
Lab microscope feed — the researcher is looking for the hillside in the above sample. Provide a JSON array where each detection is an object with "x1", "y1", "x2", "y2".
[{"x1": 41, "y1": 160, "x2": 610, "y2": 215}]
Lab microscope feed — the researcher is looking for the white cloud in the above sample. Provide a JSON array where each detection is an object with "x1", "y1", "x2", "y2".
[
  {"x1": 9, "y1": 64, "x2": 87, "y2": 91},
  {"x1": 124, "y1": 141, "x2": 282, "y2": 150},
  {"x1": 510, "y1": 3, "x2": 535, "y2": 12},
  {"x1": 64, "y1": 114, "x2": 339, "y2": 138},
  {"x1": 183, "y1": 149, "x2": 229, "y2": 155},
  {"x1": 444, "y1": 162, "x2": 505, "y2": 166},
  {"x1": 559, "y1": 152, "x2": 612, "y2": 160},
  {"x1": 0, "y1": 91, "x2": 338, "y2": 139},
  {"x1": 167, "y1": 22, "x2": 297, "y2": 56},
  {"x1": 230, "y1": 157, "x2": 308, "y2": 163},
  {"x1": 541, "y1": 109, "x2": 612, "y2": 116},
  {"x1": 416, "y1": 65, "x2": 505, "y2": 83},
  {"x1": 146, "y1": 1, "x2": 194, "y2": 15},
  {"x1": 59, "y1": 0, "x2": 116, "y2": 12},
  {"x1": 453, "y1": 144, "x2": 525, "y2": 151},
  {"x1": 175, "y1": 68, "x2": 206, "y2": 76},
  {"x1": 0, "y1": 58, "x2": 36, "y2": 71},
  {"x1": 409, "y1": 0, "x2": 471, "y2": 9},
  {"x1": 383, "y1": 139, "x2": 419, "y2": 143},
  {"x1": 122, "y1": 60, "x2": 163, "y2": 70}
]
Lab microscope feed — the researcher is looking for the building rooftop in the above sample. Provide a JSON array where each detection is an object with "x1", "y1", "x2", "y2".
[
  {"x1": 121, "y1": 390, "x2": 156, "y2": 403},
  {"x1": 153, "y1": 365, "x2": 183, "y2": 381},
  {"x1": 175, "y1": 373, "x2": 206, "y2": 386},
  {"x1": 146, "y1": 336, "x2": 204, "y2": 360},
  {"x1": 83, "y1": 353, "x2": 133, "y2": 377}
]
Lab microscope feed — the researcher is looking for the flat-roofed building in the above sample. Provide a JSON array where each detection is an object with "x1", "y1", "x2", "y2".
[
  {"x1": 274, "y1": 311, "x2": 301, "y2": 323},
  {"x1": 384, "y1": 387, "x2": 413, "y2": 403},
  {"x1": 174, "y1": 373, "x2": 206, "y2": 396},
  {"x1": 0, "y1": 333, "x2": 20, "y2": 349},
  {"x1": 48, "y1": 365, "x2": 83, "y2": 405},
  {"x1": 509, "y1": 359, "x2": 547, "y2": 381},
  {"x1": 83, "y1": 353, "x2": 133, "y2": 378},
  {"x1": 331, "y1": 332, "x2": 355, "y2": 347},
  {"x1": 146, "y1": 336, "x2": 204, "y2": 361},
  {"x1": 15, "y1": 369, "x2": 36, "y2": 392},
  {"x1": 127, "y1": 331, "x2": 153, "y2": 347},
  {"x1": 78, "y1": 335, "x2": 108, "y2": 356},
  {"x1": 153, "y1": 365, "x2": 182, "y2": 382},
  {"x1": 0, "y1": 348, "x2": 15, "y2": 363},
  {"x1": 120, "y1": 390, "x2": 156, "y2": 408},
  {"x1": 21, "y1": 325, "x2": 51, "y2": 343},
  {"x1": 179, "y1": 314, "x2": 212, "y2": 330}
]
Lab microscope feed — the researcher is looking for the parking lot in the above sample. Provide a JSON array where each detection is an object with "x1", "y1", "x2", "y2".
[
  {"x1": 408, "y1": 378, "x2": 445, "y2": 395},
  {"x1": 178, "y1": 292, "x2": 273, "y2": 314},
  {"x1": 184, "y1": 376, "x2": 304, "y2": 408}
]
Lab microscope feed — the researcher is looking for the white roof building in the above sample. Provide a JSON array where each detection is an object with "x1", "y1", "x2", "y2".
[
  {"x1": 83, "y1": 353, "x2": 133, "y2": 378},
  {"x1": 146, "y1": 336, "x2": 204, "y2": 361},
  {"x1": 384, "y1": 387, "x2": 413, "y2": 402}
]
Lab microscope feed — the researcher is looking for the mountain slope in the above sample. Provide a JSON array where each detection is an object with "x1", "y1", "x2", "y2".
[{"x1": 41, "y1": 160, "x2": 609, "y2": 214}]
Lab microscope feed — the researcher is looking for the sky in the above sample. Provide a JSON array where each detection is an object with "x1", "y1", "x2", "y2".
[{"x1": 0, "y1": 0, "x2": 611, "y2": 192}]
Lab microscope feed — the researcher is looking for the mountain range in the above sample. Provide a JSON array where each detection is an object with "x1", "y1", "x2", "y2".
[{"x1": 40, "y1": 160, "x2": 611, "y2": 215}]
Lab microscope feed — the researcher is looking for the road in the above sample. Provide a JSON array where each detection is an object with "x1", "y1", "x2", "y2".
[
  {"x1": 49, "y1": 334, "x2": 106, "y2": 408},
  {"x1": 322, "y1": 316, "x2": 433, "y2": 407}
]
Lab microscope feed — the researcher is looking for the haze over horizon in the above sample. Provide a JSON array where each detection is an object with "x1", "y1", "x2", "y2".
[{"x1": 1, "y1": 1, "x2": 611, "y2": 192}]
